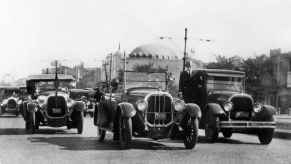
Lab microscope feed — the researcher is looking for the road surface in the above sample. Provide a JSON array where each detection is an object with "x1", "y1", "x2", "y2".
[{"x1": 0, "y1": 115, "x2": 290, "y2": 164}]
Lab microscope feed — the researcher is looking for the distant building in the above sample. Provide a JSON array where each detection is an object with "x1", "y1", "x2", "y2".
[
  {"x1": 41, "y1": 63, "x2": 101, "y2": 88},
  {"x1": 270, "y1": 48, "x2": 291, "y2": 113}
]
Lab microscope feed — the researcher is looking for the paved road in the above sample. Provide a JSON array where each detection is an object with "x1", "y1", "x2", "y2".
[{"x1": 0, "y1": 115, "x2": 291, "y2": 164}]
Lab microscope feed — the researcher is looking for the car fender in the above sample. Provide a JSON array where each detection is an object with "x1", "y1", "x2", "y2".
[
  {"x1": 184, "y1": 103, "x2": 202, "y2": 119},
  {"x1": 206, "y1": 103, "x2": 225, "y2": 116},
  {"x1": 118, "y1": 102, "x2": 136, "y2": 118},
  {"x1": 254, "y1": 105, "x2": 276, "y2": 121},
  {"x1": 71, "y1": 101, "x2": 85, "y2": 112}
]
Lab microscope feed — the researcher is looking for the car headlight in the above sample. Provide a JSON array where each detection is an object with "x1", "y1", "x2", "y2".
[
  {"x1": 37, "y1": 96, "x2": 46, "y2": 105},
  {"x1": 174, "y1": 99, "x2": 185, "y2": 112},
  {"x1": 136, "y1": 100, "x2": 147, "y2": 111},
  {"x1": 223, "y1": 102, "x2": 233, "y2": 112},
  {"x1": 254, "y1": 103, "x2": 262, "y2": 113}
]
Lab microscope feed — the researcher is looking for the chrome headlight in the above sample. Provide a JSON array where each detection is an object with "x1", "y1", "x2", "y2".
[
  {"x1": 223, "y1": 102, "x2": 233, "y2": 112},
  {"x1": 37, "y1": 95, "x2": 47, "y2": 105},
  {"x1": 254, "y1": 103, "x2": 262, "y2": 113},
  {"x1": 174, "y1": 99, "x2": 185, "y2": 112},
  {"x1": 136, "y1": 100, "x2": 147, "y2": 111}
]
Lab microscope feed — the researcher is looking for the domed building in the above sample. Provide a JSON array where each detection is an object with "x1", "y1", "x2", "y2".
[
  {"x1": 101, "y1": 43, "x2": 203, "y2": 85},
  {"x1": 126, "y1": 43, "x2": 203, "y2": 84}
]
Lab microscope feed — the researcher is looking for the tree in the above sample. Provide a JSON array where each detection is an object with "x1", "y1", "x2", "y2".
[
  {"x1": 206, "y1": 55, "x2": 243, "y2": 70},
  {"x1": 242, "y1": 55, "x2": 275, "y2": 101},
  {"x1": 206, "y1": 54, "x2": 275, "y2": 102}
]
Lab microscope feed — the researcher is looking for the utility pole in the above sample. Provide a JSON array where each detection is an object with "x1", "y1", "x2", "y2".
[
  {"x1": 183, "y1": 28, "x2": 188, "y2": 72},
  {"x1": 103, "y1": 61, "x2": 109, "y2": 90},
  {"x1": 54, "y1": 60, "x2": 59, "y2": 96},
  {"x1": 109, "y1": 53, "x2": 113, "y2": 100},
  {"x1": 123, "y1": 51, "x2": 127, "y2": 93}
]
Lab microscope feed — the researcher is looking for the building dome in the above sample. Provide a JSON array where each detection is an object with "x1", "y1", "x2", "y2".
[{"x1": 129, "y1": 43, "x2": 180, "y2": 60}]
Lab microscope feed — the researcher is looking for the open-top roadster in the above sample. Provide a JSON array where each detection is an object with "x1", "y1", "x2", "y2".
[
  {"x1": 179, "y1": 69, "x2": 276, "y2": 144},
  {"x1": 22, "y1": 74, "x2": 84, "y2": 134},
  {"x1": 94, "y1": 71, "x2": 201, "y2": 149}
]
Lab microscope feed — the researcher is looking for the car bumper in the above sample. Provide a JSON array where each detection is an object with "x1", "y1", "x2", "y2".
[{"x1": 219, "y1": 121, "x2": 276, "y2": 129}]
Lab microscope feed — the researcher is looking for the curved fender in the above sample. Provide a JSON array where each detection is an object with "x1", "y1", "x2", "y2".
[
  {"x1": 71, "y1": 101, "x2": 85, "y2": 112},
  {"x1": 27, "y1": 102, "x2": 38, "y2": 112},
  {"x1": 206, "y1": 103, "x2": 225, "y2": 116},
  {"x1": 184, "y1": 103, "x2": 202, "y2": 119},
  {"x1": 254, "y1": 105, "x2": 276, "y2": 121},
  {"x1": 118, "y1": 102, "x2": 136, "y2": 118}
]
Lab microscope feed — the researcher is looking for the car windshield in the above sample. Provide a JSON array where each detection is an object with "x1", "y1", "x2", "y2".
[
  {"x1": 35, "y1": 80, "x2": 75, "y2": 94},
  {"x1": 0, "y1": 88, "x2": 20, "y2": 100},
  {"x1": 128, "y1": 87, "x2": 159, "y2": 94},
  {"x1": 124, "y1": 71, "x2": 167, "y2": 90},
  {"x1": 207, "y1": 76, "x2": 243, "y2": 92},
  {"x1": 69, "y1": 91, "x2": 89, "y2": 100}
]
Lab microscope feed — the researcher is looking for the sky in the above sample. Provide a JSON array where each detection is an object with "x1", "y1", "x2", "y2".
[{"x1": 0, "y1": 0, "x2": 291, "y2": 80}]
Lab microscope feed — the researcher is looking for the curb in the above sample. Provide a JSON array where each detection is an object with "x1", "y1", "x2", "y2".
[{"x1": 274, "y1": 129, "x2": 291, "y2": 140}]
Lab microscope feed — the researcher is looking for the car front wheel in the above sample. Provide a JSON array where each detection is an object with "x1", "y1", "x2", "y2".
[
  {"x1": 76, "y1": 112, "x2": 84, "y2": 134},
  {"x1": 183, "y1": 116, "x2": 199, "y2": 149},
  {"x1": 222, "y1": 129, "x2": 232, "y2": 138},
  {"x1": 258, "y1": 128, "x2": 274, "y2": 145},
  {"x1": 97, "y1": 128, "x2": 106, "y2": 142},
  {"x1": 26, "y1": 111, "x2": 36, "y2": 134},
  {"x1": 119, "y1": 117, "x2": 132, "y2": 149},
  {"x1": 205, "y1": 114, "x2": 219, "y2": 142}
]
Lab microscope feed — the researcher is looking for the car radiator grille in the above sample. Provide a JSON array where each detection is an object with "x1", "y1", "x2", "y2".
[
  {"x1": 146, "y1": 94, "x2": 172, "y2": 125},
  {"x1": 7, "y1": 99, "x2": 17, "y2": 108},
  {"x1": 230, "y1": 97, "x2": 253, "y2": 120},
  {"x1": 46, "y1": 96, "x2": 67, "y2": 117}
]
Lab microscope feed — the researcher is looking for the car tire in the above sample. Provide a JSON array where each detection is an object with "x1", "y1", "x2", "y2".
[
  {"x1": 183, "y1": 116, "x2": 199, "y2": 149},
  {"x1": 26, "y1": 111, "x2": 36, "y2": 134},
  {"x1": 258, "y1": 128, "x2": 274, "y2": 145},
  {"x1": 222, "y1": 129, "x2": 232, "y2": 138},
  {"x1": 97, "y1": 128, "x2": 106, "y2": 142},
  {"x1": 76, "y1": 112, "x2": 84, "y2": 134},
  {"x1": 205, "y1": 114, "x2": 219, "y2": 143},
  {"x1": 15, "y1": 110, "x2": 19, "y2": 117},
  {"x1": 119, "y1": 117, "x2": 132, "y2": 149}
]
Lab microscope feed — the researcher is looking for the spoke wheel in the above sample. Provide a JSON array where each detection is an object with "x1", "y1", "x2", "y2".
[{"x1": 183, "y1": 116, "x2": 199, "y2": 149}]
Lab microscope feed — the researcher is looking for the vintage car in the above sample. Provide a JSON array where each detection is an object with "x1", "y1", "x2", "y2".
[
  {"x1": 0, "y1": 86, "x2": 21, "y2": 116},
  {"x1": 179, "y1": 69, "x2": 276, "y2": 144},
  {"x1": 94, "y1": 71, "x2": 201, "y2": 149},
  {"x1": 69, "y1": 88, "x2": 95, "y2": 117},
  {"x1": 22, "y1": 74, "x2": 84, "y2": 134}
]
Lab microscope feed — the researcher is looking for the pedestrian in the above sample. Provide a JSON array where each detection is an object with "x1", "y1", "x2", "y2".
[{"x1": 94, "y1": 87, "x2": 104, "y2": 102}]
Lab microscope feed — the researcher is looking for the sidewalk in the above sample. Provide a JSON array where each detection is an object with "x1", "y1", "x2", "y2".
[{"x1": 274, "y1": 114, "x2": 291, "y2": 139}]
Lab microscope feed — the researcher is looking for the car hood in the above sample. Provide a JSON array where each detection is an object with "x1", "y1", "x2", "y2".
[{"x1": 208, "y1": 91, "x2": 252, "y2": 104}]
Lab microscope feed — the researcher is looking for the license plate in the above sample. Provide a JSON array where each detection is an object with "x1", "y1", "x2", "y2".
[
  {"x1": 155, "y1": 113, "x2": 167, "y2": 120},
  {"x1": 52, "y1": 108, "x2": 62, "y2": 114},
  {"x1": 235, "y1": 112, "x2": 249, "y2": 118}
]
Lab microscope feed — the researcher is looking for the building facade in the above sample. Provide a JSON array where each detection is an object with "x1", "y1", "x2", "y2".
[
  {"x1": 41, "y1": 63, "x2": 101, "y2": 88},
  {"x1": 270, "y1": 49, "x2": 291, "y2": 113}
]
